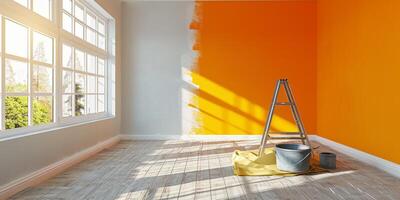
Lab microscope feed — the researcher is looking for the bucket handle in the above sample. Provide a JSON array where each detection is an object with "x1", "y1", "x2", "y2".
[{"x1": 277, "y1": 152, "x2": 311, "y2": 166}]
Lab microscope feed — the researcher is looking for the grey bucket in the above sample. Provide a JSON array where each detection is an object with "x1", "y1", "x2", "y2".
[
  {"x1": 275, "y1": 144, "x2": 311, "y2": 173},
  {"x1": 319, "y1": 152, "x2": 336, "y2": 169}
]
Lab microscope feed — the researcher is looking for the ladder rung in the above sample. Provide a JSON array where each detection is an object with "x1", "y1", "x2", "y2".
[
  {"x1": 269, "y1": 136, "x2": 306, "y2": 140},
  {"x1": 275, "y1": 102, "x2": 292, "y2": 105},
  {"x1": 269, "y1": 132, "x2": 302, "y2": 135}
]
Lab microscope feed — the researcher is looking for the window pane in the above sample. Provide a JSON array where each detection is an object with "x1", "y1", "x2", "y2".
[
  {"x1": 5, "y1": 59, "x2": 28, "y2": 93},
  {"x1": 74, "y1": 22, "x2": 84, "y2": 39},
  {"x1": 86, "y1": 13, "x2": 96, "y2": 29},
  {"x1": 32, "y1": 0, "x2": 51, "y2": 19},
  {"x1": 87, "y1": 28, "x2": 96, "y2": 45},
  {"x1": 87, "y1": 95, "x2": 96, "y2": 114},
  {"x1": 62, "y1": 12, "x2": 73, "y2": 33},
  {"x1": 87, "y1": 75, "x2": 96, "y2": 93},
  {"x1": 75, "y1": 73, "x2": 86, "y2": 93},
  {"x1": 74, "y1": 3, "x2": 84, "y2": 22},
  {"x1": 62, "y1": 70, "x2": 73, "y2": 93},
  {"x1": 62, "y1": 44, "x2": 73, "y2": 68},
  {"x1": 98, "y1": 77, "x2": 104, "y2": 93},
  {"x1": 98, "y1": 35, "x2": 105, "y2": 50},
  {"x1": 98, "y1": 95, "x2": 105, "y2": 112},
  {"x1": 98, "y1": 58, "x2": 104, "y2": 75},
  {"x1": 62, "y1": 95, "x2": 72, "y2": 117},
  {"x1": 32, "y1": 65, "x2": 52, "y2": 93},
  {"x1": 5, "y1": 20, "x2": 28, "y2": 58},
  {"x1": 33, "y1": 32, "x2": 53, "y2": 64},
  {"x1": 14, "y1": 0, "x2": 28, "y2": 7},
  {"x1": 75, "y1": 49, "x2": 85, "y2": 71},
  {"x1": 5, "y1": 96, "x2": 28, "y2": 129},
  {"x1": 75, "y1": 94, "x2": 86, "y2": 116},
  {"x1": 63, "y1": 0, "x2": 72, "y2": 13},
  {"x1": 33, "y1": 96, "x2": 53, "y2": 125},
  {"x1": 98, "y1": 20, "x2": 105, "y2": 35},
  {"x1": 87, "y1": 54, "x2": 96, "y2": 74}
]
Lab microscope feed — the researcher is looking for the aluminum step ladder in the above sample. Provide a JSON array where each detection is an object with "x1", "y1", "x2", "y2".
[{"x1": 258, "y1": 79, "x2": 312, "y2": 157}]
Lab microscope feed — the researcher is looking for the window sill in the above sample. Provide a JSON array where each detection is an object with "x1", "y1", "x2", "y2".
[{"x1": 0, "y1": 115, "x2": 116, "y2": 142}]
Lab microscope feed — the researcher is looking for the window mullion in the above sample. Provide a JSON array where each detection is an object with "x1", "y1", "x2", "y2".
[
  {"x1": 1, "y1": 16, "x2": 6, "y2": 130},
  {"x1": 28, "y1": 27, "x2": 32, "y2": 126},
  {"x1": 50, "y1": 0, "x2": 53, "y2": 21},
  {"x1": 55, "y1": 37, "x2": 61, "y2": 123},
  {"x1": 71, "y1": 46, "x2": 75, "y2": 117},
  {"x1": 33, "y1": 92, "x2": 53, "y2": 95},
  {"x1": 4, "y1": 54, "x2": 29, "y2": 63},
  {"x1": 3, "y1": 93, "x2": 30, "y2": 96},
  {"x1": 31, "y1": 60, "x2": 53, "y2": 68},
  {"x1": 55, "y1": 0, "x2": 61, "y2": 124},
  {"x1": 83, "y1": 3, "x2": 87, "y2": 43}
]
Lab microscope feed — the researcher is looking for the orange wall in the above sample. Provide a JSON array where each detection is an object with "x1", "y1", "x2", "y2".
[
  {"x1": 187, "y1": 1, "x2": 317, "y2": 134},
  {"x1": 317, "y1": 0, "x2": 400, "y2": 164}
]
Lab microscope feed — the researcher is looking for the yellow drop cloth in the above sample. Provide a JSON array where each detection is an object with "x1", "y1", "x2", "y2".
[{"x1": 232, "y1": 147, "x2": 325, "y2": 176}]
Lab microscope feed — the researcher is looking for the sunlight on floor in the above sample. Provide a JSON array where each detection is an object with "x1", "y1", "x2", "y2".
[{"x1": 11, "y1": 140, "x2": 400, "y2": 200}]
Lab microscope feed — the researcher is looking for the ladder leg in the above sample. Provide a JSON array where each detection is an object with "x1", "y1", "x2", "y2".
[
  {"x1": 282, "y1": 80, "x2": 306, "y2": 145},
  {"x1": 284, "y1": 80, "x2": 312, "y2": 148},
  {"x1": 258, "y1": 80, "x2": 281, "y2": 157}
]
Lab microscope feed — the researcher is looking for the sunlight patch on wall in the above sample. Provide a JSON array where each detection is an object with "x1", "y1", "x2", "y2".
[{"x1": 182, "y1": 67, "x2": 298, "y2": 135}]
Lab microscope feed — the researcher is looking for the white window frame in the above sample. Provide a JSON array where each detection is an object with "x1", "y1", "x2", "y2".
[{"x1": 0, "y1": 0, "x2": 115, "y2": 140}]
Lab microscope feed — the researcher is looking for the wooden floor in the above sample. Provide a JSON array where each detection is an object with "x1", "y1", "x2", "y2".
[{"x1": 11, "y1": 140, "x2": 400, "y2": 200}]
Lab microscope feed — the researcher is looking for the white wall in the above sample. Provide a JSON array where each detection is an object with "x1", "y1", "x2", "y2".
[
  {"x1": 0, "y1": 0, "x2": 122, "y2": 187},
  {"x1": 121, "y1": 1, "x2": 195, "y2": 136}
]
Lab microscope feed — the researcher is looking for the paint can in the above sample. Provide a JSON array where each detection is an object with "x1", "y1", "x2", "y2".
[
  {"x1": 275, "y1": 144, "x2": 311, "y2": 173},
  {"x1": 319, "y1": 152, "x2": 336, "y2": 169}
]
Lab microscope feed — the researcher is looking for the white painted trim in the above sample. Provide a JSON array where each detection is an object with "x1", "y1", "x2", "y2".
[
  {"x1": 0, "y1": 116, "x2": 115, "y2": 142},
  {"x1": 0, "y1": 135, "x2": 121, "y2": 200},
  {"x1": 309, "y1": 135, "x2": 400, "y2": 179},
  {"x1": 120, "y1": 134, "x2": 262, "y2": 141},
  {"x1": 182, "y1": 135, "x2": 262, "y2": 141},
  {"x1": 120, "y1": 134, "x2": 182, "y2": 140}
]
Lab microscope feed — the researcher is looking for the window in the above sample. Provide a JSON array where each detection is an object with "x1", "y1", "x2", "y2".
[
  {"x1": 2, "y1": 19, "x2": 54, "y2": 129},
  {"x1": 62, "y1": 45, "x2": 106, "y2": 117},
  {"x1": 62, "y1": 0, "x2": 107, "y2": 50},
  {"x1": 0, "y1": 0, "x2": 114, "y2": 136}
]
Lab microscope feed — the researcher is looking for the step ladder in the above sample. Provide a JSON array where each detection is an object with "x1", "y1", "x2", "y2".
[{"x1": 258, "y1": 79, "x2": 312, "y2": 157}]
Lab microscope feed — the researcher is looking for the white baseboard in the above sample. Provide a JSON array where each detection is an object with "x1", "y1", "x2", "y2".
[
  {"x1": 120, "y1": 134, "x2": 262, "y2": 141},
  {"x1": 182, "y1": 134, "x2": 262, "y2": 141},
  {"x1": 0, "y1": 135, "x2": 121, "y2": 200},
  {"x1": 309, "y1": 135, "x2": 400, "y2": 179},
  {"x1": 120, "y1": 134, "x2": 182, "y2": 140}
]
